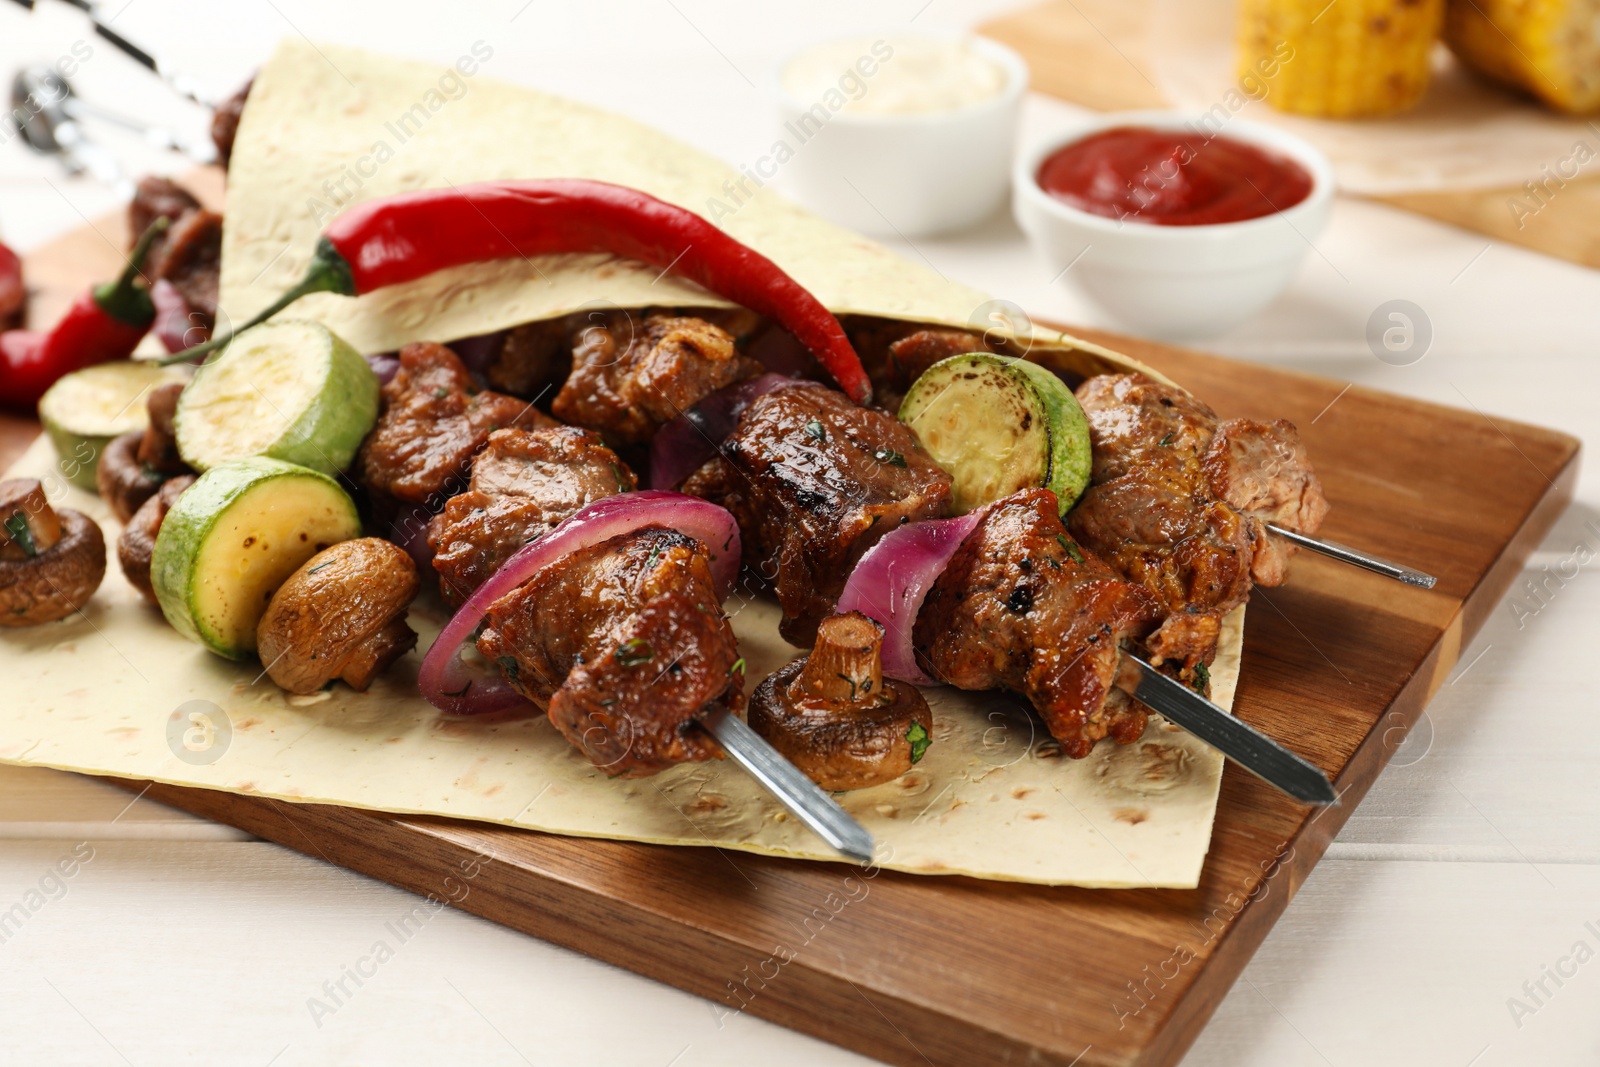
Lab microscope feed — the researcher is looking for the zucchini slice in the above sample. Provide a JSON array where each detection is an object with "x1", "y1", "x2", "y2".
[
  {"x1": 899, "y1": 353, "x2": 1092, "y2": 514},
  {"x1": 151, "y1": 457, "x2": 361, "y2": 659},
  {"x1": 38, "y1": 361, "x2": 190, "y2": 491},
  {"x1": 174, "y1": 319, "x2": 379, "y2": 475}
]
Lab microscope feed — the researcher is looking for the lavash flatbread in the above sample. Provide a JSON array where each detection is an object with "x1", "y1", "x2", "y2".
[{"x1": 0, "y1": 40, "x2": 1237, "y2": 887}]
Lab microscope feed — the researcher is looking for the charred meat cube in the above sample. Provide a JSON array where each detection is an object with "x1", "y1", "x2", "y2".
[
  {"x1": 915, "y1": 489, "x2": 1162, "y2": 759},
  {"x1": 210, "y1": 77, "x2": 253, "y2": 169},
  {"x1": 428, "y1": 426, "x2": 637, "y2": 606},
  {"x1": 477, "y1": 526, "x2": 742, "y2": 777},
  {"x1": 1201, "y1": 416, "x2": 1329, "y2": 586},
  {"x1": 683, "y1": 381, "x2": 952, "y2": 645},
  {"x1": 552, "y1": 312, "x2": 761, "y2": 446},
  {"x1": 482, "y1": 318, "x2": 572, "y2": 400},
  {"x1": 129, "y1": 176, "x2": 200, "y2": 250},
  {"x1": 149, "y1": 208, "x2": 223, "y2": 330},
  {"x1": 358, "y1": 342, "x2": 557, "y2": 505},
  {"x1": 1068, "y1": 373, "x2": 1327, "y2": 675},
  {"x1": 842, "y1": 317, "x2": 991, "y2": 411}
]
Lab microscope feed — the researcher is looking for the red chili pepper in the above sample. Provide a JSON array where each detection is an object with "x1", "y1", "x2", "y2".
[
  {"x1": 0, "y1": 241, "x2": 23, "y2": 330},
  {"x1": 0, "y1": 220, "x2": 167, "y2": 411},
  {"x1": 176, "y1": 179, "x2": 874, "y2": 405}
]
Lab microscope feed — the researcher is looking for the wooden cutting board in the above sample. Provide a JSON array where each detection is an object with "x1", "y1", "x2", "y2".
[
  {"x1": 980, "y1": 0, "x2": 1600, "y2": 269},
  {"x1": 7, "y1": 208, "x2": 1580, "y2": 1067}
]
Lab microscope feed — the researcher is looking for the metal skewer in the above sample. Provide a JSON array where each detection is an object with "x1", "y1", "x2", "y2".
[
  {"x1": 1267, "y1": 523, "x2": 1436, "y2": 589},
  {"x1": 700, "y1": 708, "x2": 876, "y2": 863},
  {"x1": 1119, "y1": 653, "x2": 1338, "y2": 806}
]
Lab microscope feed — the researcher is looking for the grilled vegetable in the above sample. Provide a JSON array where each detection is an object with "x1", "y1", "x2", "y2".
[
  {"x1": 151, "y1": 458, "x2": 361, "y2": 659},
  {"x1": 1238, "y1": 0, "x2": 1445, "y2": 118},
  {"x1": 0, "y1": 479, "x2": 106, "y2": 626},
  {"x1": 1445, "y1": 0, "x2": 1600, "y2": 113},
  {"x1": 38, "y1": 361, "x2": 189, "y2": 491},
  {"x1": 898, "y1": 353, "x2": 1091, "y2": 515},
  {"x1": 174, "y1": 319, "x2": 378, "y2": 475}
]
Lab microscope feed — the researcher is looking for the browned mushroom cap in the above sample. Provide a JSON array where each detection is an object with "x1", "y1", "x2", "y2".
[
  {"x1": 97, "y1": 431, "x2": 165, "y2": 524},
  {"x1": 748, "y1": 611, "x2": 933, "y2": 791},
  {"x1": 136, "y1": 382, "x2": 190, "y2": 476},
  {"x1": 117, "y1": 474, "x2": 195, "y2": 603},
  {"x1": 256, "y1": 538, "x2": 420, "y2": 695},
  {"x1": 0, "y1": 479, "x2": 106, "y2": 627}
]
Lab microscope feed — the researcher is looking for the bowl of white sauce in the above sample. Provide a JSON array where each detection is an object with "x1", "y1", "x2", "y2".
[{"x1": 771, "y1": 32, "x2": 1028, "y2": 238}]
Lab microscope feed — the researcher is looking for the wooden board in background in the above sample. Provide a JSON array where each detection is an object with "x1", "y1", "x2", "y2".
[
  {"x1": 980, "y1": 0, "x2": 1600, "y2": 269},
  {"x1": 10, "y1": 206, "x2": 1582, "y2": 1067}
]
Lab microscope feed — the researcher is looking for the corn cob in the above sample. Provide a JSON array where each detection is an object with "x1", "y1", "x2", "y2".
[
  {"x1": 1238, "y1": 0, "x2": 1446, "y2": 118},
  {"x1": 1444, "y1": 0, "x2": 1600, "y2": 113}
]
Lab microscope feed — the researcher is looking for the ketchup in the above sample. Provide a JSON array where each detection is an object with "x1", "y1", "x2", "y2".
[{"x1": 1036, "y1": 126, "x2": 1313, "y2": 226}]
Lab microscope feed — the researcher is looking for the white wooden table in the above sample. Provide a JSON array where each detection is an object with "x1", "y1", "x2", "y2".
[{"x1": 3, "y1": 2, "x2": 1597, "y2": 1064}]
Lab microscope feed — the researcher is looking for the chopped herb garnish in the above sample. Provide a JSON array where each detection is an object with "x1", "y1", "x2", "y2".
[
  {"x1": 1192, "y1": 662, "x2": 1210, "y2": 694},
  {"x1": 4, "y1": 513, "x2": 37, "y2": 558},
  {"x1": 433, "y1": 387, "x2": 450, "y2": 400},
  {"x1": 307, "y1": 560, "x2": 334, "y2": 574},
  {"x1": 805, "y1": 418, "x2": 826, "y2": 441},
  {"x1": 1055, "y1": 534, "x2": 1084, "y2": 563},
  {"x1": 611, "y1": 463, "x2": 628, "y2": 491},
  {"x1": 906, "y1": 721, "x2": 931, "y2": 763},
  {"x1": 495, "y1": 656, "x2": 521, "y2": 685},
  {"x1": 872, "y1": 447, "x2": 908, "y2": 468},
  {"x1": 1158, "y1": 432, "x2": 1174, "y2": 447},
  {"x1": 729, "y1": 657, "x2": 746, "y2": 677},
  {"x1": 615, "y1": 638, "x2": 655, "y2": 667},
  {"x1": 644, "y1": 541, "x2": 664, "y2": 570},
  {"x1": 599, "y1": 697, "x2": 618, "y2": 707}
]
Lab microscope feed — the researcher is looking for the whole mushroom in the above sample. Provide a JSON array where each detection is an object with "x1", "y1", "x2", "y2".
[
  {"x1": 96, "y1": 431, "x2": 165, "y2": 524},
  {"x1": 749, "y1": 611, "x2": 934, "y2": 791},
  {"x1": 256, "y1": 538, "x2": 420, "y2": 695},
  {"x1": 0, "y1": 478, "x2": 106, "y2": 626},
  {"x1": 117, "y1": 473, "x2": 195, "y2": 603}
]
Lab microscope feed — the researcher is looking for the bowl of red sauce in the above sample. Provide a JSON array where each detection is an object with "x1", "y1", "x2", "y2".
[{"x1": 1013, "y1": 112, "x2": 1334, "y2": 341}]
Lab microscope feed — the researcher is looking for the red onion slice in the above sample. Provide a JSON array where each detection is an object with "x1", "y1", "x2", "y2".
[
  {"x1": 835, "y1": 510, "x2": 986, "y2": 686},
  {"x1": 418, "y1": 491, "x2": 741, "y2": 715},
  {"x1": 364, "y1": 352, "x2": 400, "y2": 385},
  {"x1": 151, "y1": 280, "x2": 197, "y2": 354},
  {"x1": 648, "y1": 373, "x2": 801, "y2": 490}
]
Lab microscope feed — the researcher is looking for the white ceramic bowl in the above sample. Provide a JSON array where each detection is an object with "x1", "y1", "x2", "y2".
[
  {"x1": 772, "y1": 33, "x2": 1028, "y2": 238},
  {"x1": 1012, "y1": 111, "x2": 1335, "y2": 342}
]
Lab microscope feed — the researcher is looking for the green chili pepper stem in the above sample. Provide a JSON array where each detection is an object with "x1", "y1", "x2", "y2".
[
  {"x1": 158, "y1": 237, "x2": 356, "y2": 365},
  {"x1": 92, "y1": 217, "x2": 169, "y2": 327}
]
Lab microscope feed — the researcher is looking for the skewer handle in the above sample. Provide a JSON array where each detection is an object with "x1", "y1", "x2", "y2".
[{"x1": 1267, "y1": 523, "x2": 1436, "y2": 589}]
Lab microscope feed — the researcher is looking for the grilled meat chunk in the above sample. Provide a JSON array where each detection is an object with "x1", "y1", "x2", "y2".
[
  {"x1": 482, "y1": 318, "x2": 573, "y2": 400},
  {"x1": 210, "y1": 77, "x2": 253, "y2": 168},
  {"x1": 552, "y1": 312, "x2": 760, "y2": 446},
  {"x1": 358, "y1": 342, "x2": 556, "y2": 505},
  {"x1": 845, "y1": 318, "x2": 992, "y2": 411},
  {"x1": 1068, "y1": 373, "x2": 1327, "y2": 673},
  {"x1": 149, "y1": 208, "x2": 223, "y2": 330},
  {"x1": 683, "y1": 381, "x2": 953, "y2": 645},
  {"x1": 428, "y1": 426, "x2": 636, "y2": 605},
  {"x1": 128, "y1": 177, "x2": 199, "y2": 250},
  {"x1": 1202, "y1": 416, "x2": 1329, "y2": 585},
  {"x1": 916, "y1": 490, "x2": 1162, "y2": 758},
  {"x1": 887, "y1": 329, "x2": 987, "y2": 386},
  {"x1": 477, "y1": 526, "x2": 741, "y2": 777}
]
